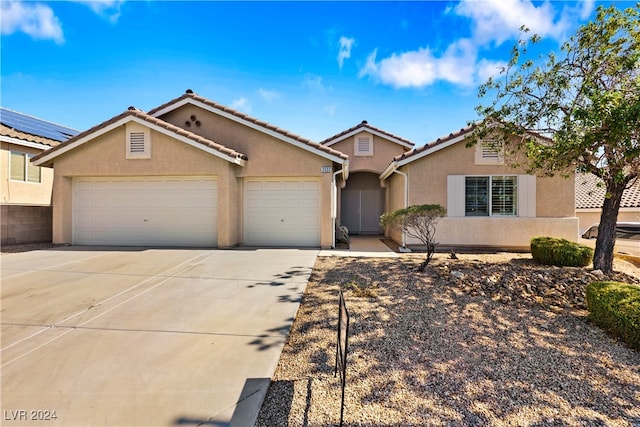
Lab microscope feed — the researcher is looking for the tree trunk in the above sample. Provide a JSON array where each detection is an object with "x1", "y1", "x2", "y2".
[{"x1": 592, "y1": 180, "x2": 626, "y2": 274}]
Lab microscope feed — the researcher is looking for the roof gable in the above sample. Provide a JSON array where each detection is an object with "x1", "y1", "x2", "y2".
[
  {"x1": 380, "y1": 124, "x2": 476, "y2": 180},
  {"x1": 149, "y1": 90, "x2": 349, "y2": 164},
  {"x1": 320, "y1": 120, "x2": 415, "y2": 149},
  {"x1": 32, "y1": 108, "x2": 247, "y2": 167}
]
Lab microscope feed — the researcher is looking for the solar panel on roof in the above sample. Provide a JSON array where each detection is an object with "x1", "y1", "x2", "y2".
[{"x1": 0, "y1": 107, "x2": 79, "y2": 142}]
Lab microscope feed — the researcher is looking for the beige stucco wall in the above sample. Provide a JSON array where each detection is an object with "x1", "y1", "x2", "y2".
[
  {"x1": 49, "y1": 108, "x2": 340, "y2": 248},
  {"x1": 328, "y1": 131, "x2": 408, "y2": 173},
  {"x1": 1, "y1": 142, "x2": 54, "y2": 206},
  {"x1": 49, "y1": 125, "x2": 240, "y2": 247},
  {"x1": 383, "y1": 140, "x2": 579, "y2": 249},
  {"x1": 160, "y1": 105, "x2": 338, "y2": 247}
]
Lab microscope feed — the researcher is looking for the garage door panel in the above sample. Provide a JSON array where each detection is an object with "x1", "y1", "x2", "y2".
[
  {"x1": 74, "y1": 178, "x2": 217, "y2": 247},
  {"x1": 244, "y1": 179, "x2": 320, "y2": 247}
]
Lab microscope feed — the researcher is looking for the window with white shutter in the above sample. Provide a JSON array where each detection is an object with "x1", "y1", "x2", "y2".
[
  {"x1": 354, "y1": 134, "x2": 373, "y2": 156},
  {"x1": 125, "y1": 123, "x2": 151, "y2": 159},
  {"x1": 449, "y1": 174, "x2": 534, "y2": 218}
]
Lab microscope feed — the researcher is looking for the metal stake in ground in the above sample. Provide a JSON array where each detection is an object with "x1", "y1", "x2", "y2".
[{"x1": 334, "y1": 290, "x2": 350, "y2": 427}]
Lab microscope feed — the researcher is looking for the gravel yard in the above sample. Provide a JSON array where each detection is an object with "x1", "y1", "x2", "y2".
[{"x1": 256, "y1": 252, "x2": 640, "y2": 426}]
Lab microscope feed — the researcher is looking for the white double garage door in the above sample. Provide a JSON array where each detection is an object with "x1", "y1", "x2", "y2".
[{"x1": 73, "y1": 177, "x2": 320, "y2": 247}]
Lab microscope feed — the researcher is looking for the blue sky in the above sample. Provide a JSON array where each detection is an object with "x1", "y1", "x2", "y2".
[{"x1": 0, "y1": 0, "x2": 617, "y2": 145}]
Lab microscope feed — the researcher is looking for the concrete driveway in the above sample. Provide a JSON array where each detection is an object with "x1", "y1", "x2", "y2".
[{"x1": 1, "y1": 247, "x2": 318, "y2": 426}]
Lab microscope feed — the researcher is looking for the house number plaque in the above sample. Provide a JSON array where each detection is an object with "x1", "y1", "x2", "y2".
[{"x1": 321, "y1": 166, "x2": 332, "y2": 173}]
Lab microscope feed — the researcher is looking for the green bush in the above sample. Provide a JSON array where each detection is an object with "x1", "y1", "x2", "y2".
[
  {"x1": 530, "y1": 236, "x2": 593, "y2": 267},
  {"x1": 586, "y1": 281, "x2": 640, "y2": 351}
]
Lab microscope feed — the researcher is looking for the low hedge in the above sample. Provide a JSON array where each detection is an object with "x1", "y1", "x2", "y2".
[
  {"x1": 530, "y1": 236, "x2": 593, "y2": 267},
  {"x1": 586, "y1": 281, "x2": 640, "y2": 351}
]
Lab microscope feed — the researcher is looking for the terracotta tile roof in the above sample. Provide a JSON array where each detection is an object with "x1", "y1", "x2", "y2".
[
  {"x1": 390, "y1": 121, "x2": 555, "y2": 163},
  {"x1": 576, "y1": 173, "x2": 640, "y2": 209},
  {"x1": 393, "y1": 123, "x2": 476, "y2": 162},
  {"x1": 32, "y1": 107, "x2": 248, "y2": 165},
  {"x1": 0, "y1": 123, "x2": 61, "y2": 148},
  {"x1": 319, "y1": 120, "x2": 416, "y2": 148},
  {"x1": 149, "y1": 90, "x2": 349, "y2": 161}
]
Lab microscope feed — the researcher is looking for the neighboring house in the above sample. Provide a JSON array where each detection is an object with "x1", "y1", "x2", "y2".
[
  {"x1": 31, "y1": 90, "x2": 581, "y2": 250},
  {"x1": 1, "y1": 107, "x2": 78, "y2": 245},
  {"x1": 380, "y1": 125, "x2": 579, "y2": 250},
  {"x1": 575, "y1": 173, "x2": 640, "y2": 233}
]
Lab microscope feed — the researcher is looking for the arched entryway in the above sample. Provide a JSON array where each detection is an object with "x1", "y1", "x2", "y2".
[{"x1": 340, "y1": 172, "x2": 384, "y2": 235}]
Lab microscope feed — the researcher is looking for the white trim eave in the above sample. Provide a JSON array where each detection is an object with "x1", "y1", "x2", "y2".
[
  {"x1": 152, "y1": 98, "x2": 347, "y2": 164},
  {"x1": 397, "y1": 133, "x2": 468, "y2": 168},
  {"x1": 380, "y1": 161, "x2": 399, "y2": 181},
  {"x1": 323, "y1": 127, "x2": 414, "y2": 149},
  {"x1": 32, "y1": 115, "x2": 246, "y2": 167},
  {"x1": 1, "y1": 135, "x2": 54, "y2": 151}
]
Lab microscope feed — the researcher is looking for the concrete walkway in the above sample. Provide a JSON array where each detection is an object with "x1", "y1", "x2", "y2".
[{"x1": 319, "y1": 236, "x2": 399, "y2": 258}]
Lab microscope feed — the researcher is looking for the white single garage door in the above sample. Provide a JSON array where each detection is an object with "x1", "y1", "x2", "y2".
[
  {"x1": 244, "y1": 179, "x2": 320, "y2": 247},
  {"x1": 74, "y1": 177, "x2": 217, "y2": 246}
]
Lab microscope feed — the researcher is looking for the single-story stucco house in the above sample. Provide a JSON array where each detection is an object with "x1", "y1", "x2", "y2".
[
  {"x1": 1, "y1": 107, "x2": 78, "y2": 245},
  {"x1": 32, "y1": 90, "x2": 580, "y2": 250}
]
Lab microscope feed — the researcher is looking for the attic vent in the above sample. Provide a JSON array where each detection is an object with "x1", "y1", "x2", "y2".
[
  {"x1": 475, "y1": 137, "x2": 504, "y2": 165},
  {"x1": 129, "y1": 132, "x2": 146, "y2": 153},
  {"x1": 482, "y1": 142, "x2": 500, "y2": 159},
  {"x1": 126, "y1": 124, "x2": 151, "y2": 159},
  {"x1": 355, "y1": 135, "x2": 373, "y2": 156}
]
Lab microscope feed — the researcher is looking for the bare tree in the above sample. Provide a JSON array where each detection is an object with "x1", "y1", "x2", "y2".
[{"x1": 380, "y1": 204, "x2": 446, "y2": 272}]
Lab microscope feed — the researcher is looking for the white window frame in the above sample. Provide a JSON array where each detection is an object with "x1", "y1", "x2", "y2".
[
  {"x1": 354, "y1": 134, "x2": 373, "y2": 156},
  {"x1": 125, "y1": 123, "x2": 151, "y2": 159},
  {"x1": 9, "y1": 150, "x2": 41, "y2": 183},
  {"x1": 447, "y1": 174, "x2": 536, "y2": 218}
]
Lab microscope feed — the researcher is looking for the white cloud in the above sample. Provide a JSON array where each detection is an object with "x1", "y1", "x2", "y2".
[
  {"x1": 72, "y1": 0, "x2": 125, "y2": 23},
  {"x1": 359, "y1": 0, "x2": 593, "y2": 90},
  {"x1": 1, "y1": 0, "x2": 64, "y2": 44},
  {"x1": 477, "y1": 58, "x2": 508, "y2": 82},
  {"x1": 337, "y1": 36, "x2": 355, "y2": 69},
  {"x1": 323, "y1": 104, "x2": 337, "y2": 116},
  {"x1": 230, "y1": 97, "x2": 252, "y2": 113},
  {"x1": 454, "y1": 0, "x2": 567, "y2": 45},
  {"x1": 258, "y1": 88, "x2": 280, "y2": 103},
  {"x1": 578, "y1": 0, "x2": 596, "y2": 20},
  {"x1": 359, "y1": 39, "x2": 479, "y2": 88},
  {"x1": 303, "y1": 74, "x2": 326, "y2": 92}
]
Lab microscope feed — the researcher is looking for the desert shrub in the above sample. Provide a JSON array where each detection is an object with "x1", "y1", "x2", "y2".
[
  {"x1": 530, "y1": 236, "x2": 593, "y2": 267},
  {"x1": 586, "y1": 281, "x2": 640, "y2": 351}
]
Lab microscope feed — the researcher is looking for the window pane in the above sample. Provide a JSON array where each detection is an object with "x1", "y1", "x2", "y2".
[
  {"x1": 465, "y1": 177, "x2": 489, "y2": 216},
  {"x1": 491, "y1": 176, "x2": 517, "y2": 216},
  {"x1": 10, "y1": 152, "x2": 26, "y2": 181},
  {"x1": 26, "y1": 154, "x2": 41, "y2": 183}
]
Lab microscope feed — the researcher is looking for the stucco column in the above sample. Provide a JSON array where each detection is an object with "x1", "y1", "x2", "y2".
[
  {"x1": 53, "y1": 175, "x2": 73, "y2": 244},
  {"x1": 320, "y1": 171, "x2": 334, "y2": 249}
]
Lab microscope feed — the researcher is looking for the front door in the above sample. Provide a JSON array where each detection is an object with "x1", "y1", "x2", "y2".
[{"x1": 341, "y1": 189, "x2": 383, "y2": 234}]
